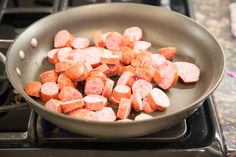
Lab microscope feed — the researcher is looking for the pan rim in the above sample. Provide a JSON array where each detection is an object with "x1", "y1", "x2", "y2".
[{"x1": 6, "y1": 3, "x2": 225, "y2": 125}]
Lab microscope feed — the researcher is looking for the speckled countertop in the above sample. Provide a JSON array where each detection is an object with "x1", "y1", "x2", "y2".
[{"x1": 192, "y1": 0, "x2": 236, "y2": 151}]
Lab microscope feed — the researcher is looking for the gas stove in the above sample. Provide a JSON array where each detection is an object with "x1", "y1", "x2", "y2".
[{"x1": 0, "y1": 0, "x2": 227, "y2": 157}]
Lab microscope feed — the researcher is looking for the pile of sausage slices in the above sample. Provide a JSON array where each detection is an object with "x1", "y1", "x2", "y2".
[{"x1": 24, "y1": 26, "x2": 200, "y2": 122}]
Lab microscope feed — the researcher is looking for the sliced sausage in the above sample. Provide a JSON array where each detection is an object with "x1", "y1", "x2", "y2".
[
  {"x1": 102, "y1": 78, "x2": 114, "y2": 98},
  {"x1": 24, "y1": 81, "x2": 42, "y2": 97},
  {"x1": 174, "y1": 62, "x2": 200, "y2": 83},
  {"x1": 57, "y1": 73, "x2": 75, "y2": 90},
  {"x1": 100, "y1": 53, "x2": 120, "y2": 65},
  {"x1": 158, "y1": 61, "x2": 178, "y2": 90},
  {"x1": 65, "y1": 63, "x2": 86, "y2": 81},
  {"x1": 131, "y1": 91, "x2": 143, "y2": 112},
  {"x1": 55, "y1": 60, "x2": 74, "y2": 73},
  {"x1": 153, "y1": 70, "x2": 162, "y2": 85},
  {"x1": 84, "y1": 76, "x2": 105, "y2": 96},
  {"x1": 48, "y1": 49, "x2": 59, "y2": 64},
  {"x1": 56, "y1": 47, "x2": 72, "y2": 62},
  {"x1": 121, "y1": 48, "x2": 135, "y2": 65},
  {"x1": 147, "y1": 88, "x2": 170, "y2": 111},
  {"x1": 134, "y1": 41, "x2": 151, "y2": 51},
  {"x1": 117, "y1": 71, "x2": 136, "y2": 87},
  {"x1": 135, "y1": 113, "x2": 153, "y2": 121},
  {"x1": 135, "y1": 67, "x2": 153, "y2": 82},
  {"x1": 109, "y1": 96, "x2": 120, "y2": 106},
  {"x1": 58, "y1": 86, "x2": 83, "y2": 102},
  {"x1": 96, "y1": 107, "x2": 116, "y2": 122},
  {"x1": 83, "y1": 47, "x2": 102, "y2": 68},
  {"x1": 69, "y1": 108, "x2": 98, "y2": 121},
  {"x1": 132, "y1": 79, "x2": 152, "y2": 98},
  {"x1": 91, "y1": 30, "x2": 105, "y2": 48},
  {"x1": 84, "y1": 61, "x2": 93, "y2": 72},
  {"x1": 45, "y1": 99, "x2": 62, "y2": 113},
  {"x1": 92, "y1": 63, "x2": 109, "y2": 73},
  {"x1": 105, "y1": 32, "x2": 124, "y2": 51},
  {"x1": 124, "y1": 26, "x2": 142, "y2": 41},
  {"x1": 142, "y1": 97, "x2": 156, "y2": 113},
  {"x1": 104, "y1": 63, "x2": 121, "y2": 77},
  {"x1": 40, "y1": 70, "x2": 58, "y2": 83},
  {"x1": 41, "y1": 82, "x2": 59, "y2": 102},
  {"x1": 61, "y1": 99, "x2": 84, "y2": 113},
  {"x1": 158, "y1": 47, "x2": 176, "y2": 60},
  {"x1": 71, "y1": 37, "x2": 89, "y2": 49},
  {"x1": 87, "y1": 70, "x2": 107, "y2": 83},
  {"x1": 143, "y1": 54, "x2": 166, "y2": 69},
  {"x1": 121, "y1": 65, "x2": 136, "y2": 73},
  {"x1": 117, "y1": 98, "x2": 132, "y2": 120},
  {"x1": 131, "y1": 59, "x2": 142, "y2": 68},
  {"x1": 123, "y1": 35, "x2": 135, "y2": 48},
  {"x1": 116, "y1": 119, "x2": 132, "y2": 122},
  {"x1": 111, "y1": 85, "x2": 131, "y2": 102},
  {"x1": 68, "y1": 49, "x2": 86, "y2": 63},
  {"x1": 83, "y1": 95, "x2": 107, "y2": 111},
  {"x1": 54, "y1": 30, "x2": 74, "y2": 48},
  {"x1": 135, "y1": 50, "x2": 151, "y2": 62}
]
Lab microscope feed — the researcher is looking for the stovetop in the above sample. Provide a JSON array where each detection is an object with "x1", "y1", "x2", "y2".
[{"x1": 0, "y1": 0, "x2": 227, "y2": 157}]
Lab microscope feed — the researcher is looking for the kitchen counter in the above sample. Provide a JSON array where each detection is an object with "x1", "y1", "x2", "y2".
[{"x1": 192, "y1": 0, "x2": 236, "y2": 151}]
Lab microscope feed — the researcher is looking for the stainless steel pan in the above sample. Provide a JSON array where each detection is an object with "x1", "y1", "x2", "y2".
[{"x1": 2, "y1": 3, "x2": 224, "y2": 138}]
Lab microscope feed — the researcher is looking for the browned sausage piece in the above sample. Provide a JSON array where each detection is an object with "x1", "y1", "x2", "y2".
[
  {"x1": 83, "y1": 95, "x2": 108, "y2": 111},
  {"x1": 47, "y1": 49, "x2": 59, "y2": 64},
  {"x1": 68, "y1": 108, "x2": 98, "y2": 121},
  {"x1": 117, "y1": 98, "x2": 132, "y2": 120},
  {"x1": 61, "y1": 99, "x2": 84, "y2": 113},
  {"x1": 174, "y1": 62, "x2": 200, "y2": 83},
  {"x1": 158, "y1": 61, "x2": 178, "y2": 90},
  {"x1": 83, "y1": 47, "x2": 102, "y2": 68},
  {"x1": 105, "y1": 32, "x2": 124, "y2": 51},
  {"x1": 65, "y1": 63, "x2": 86, "y2": 81},
  {"x1": 135, "y1": 113, "x2": 153, "y2": 121},
  {"x1": 40, "y1": 82, "x2": 59, "y2": 102},
  {"x1": 124, "y1": 26, "x2": 143, "y2": 41},
  {"x1": 71, "y1": 37, "x2": 89, "y2": 49},
  {"x1": 24, "y1": 81, "x2": 42, "y2": 97},
  {"x1": 117, "y1": 71, "x2": 136, "y2": 88},
  {"x1": 58, "y1": 86, "x2": 83, "y2": 102},
  {"x1": 84, "y1": 76, "x2": 105, "y2": 96},
  {"x1": 40, "y1": 70, "x2": 58, "y2": 83},
  {"x1": 55, "y1": 60, "x2": 74, "y2": 73},
  {"x1": 142, "y1": 97, "x2": 156, "y2": 113},
  {"x1": 96, "y1": 107, "x2": 116, "y2": 122},
  {"x1": 57, "y1": 73, "x2": 75, "y2": 90},
  {"x1": 45, "y1": 99, "x2": 62, "y2": 113},
  {"x1": 57, "y1": 47, "x2": 72, "y2": 62},
  {"x1": 111, "y1": 85, "x2": 131, "y2": 102},
  {"x1": 91, "y1": 30, "x2": 105, "y2": 48},
  {"x1": 147, "y1": 88, "x2": 170, "y2": 111},
  {"x1": 133, "y1": 41, "x2": 151, "y2": 51},
  {"x1": 102, "y1": 78, "x2": 114, "y2": 98},
  {"x1": 132, "y1": 79, "x2": 152, "y2": 98},
  {"x1": 142, "y1": 54, "x2": 166, "y2": 69},
  {"x1": 131, "y1": 91, "x2": 143, "y2": 112},
  {"x1": 54, "y1": 30, "x2": 74, "y2": 48}
]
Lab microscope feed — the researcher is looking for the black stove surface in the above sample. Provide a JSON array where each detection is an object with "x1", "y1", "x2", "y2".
[{"x1": 0, "y1": 0, "x2": 227, "y2": 157}]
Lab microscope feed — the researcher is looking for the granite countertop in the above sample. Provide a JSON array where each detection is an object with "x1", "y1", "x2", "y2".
[{"x1": 192, "y1": 0, "x2": 236, "y2": 151}]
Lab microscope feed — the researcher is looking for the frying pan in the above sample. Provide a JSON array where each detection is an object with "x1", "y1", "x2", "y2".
[{"x1": 2, "y1": 3, "x2": 224, "y2": 138}]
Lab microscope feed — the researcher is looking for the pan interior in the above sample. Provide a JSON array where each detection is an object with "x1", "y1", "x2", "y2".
[{"x1": 6, "y1": 4, "x2": 224, "y2": 119}]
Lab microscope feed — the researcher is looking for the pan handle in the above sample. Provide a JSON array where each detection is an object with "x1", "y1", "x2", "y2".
[
  {"x1": 0, "y1": 39, "x2": 14, "y2": 64},
  {"x1": 0, "y1": 39, "x2": 14, "y2": 49}
]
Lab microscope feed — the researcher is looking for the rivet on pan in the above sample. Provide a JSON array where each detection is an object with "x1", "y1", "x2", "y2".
[
  {"x1": 16, "y1": 67, "x2": 21, "y2": 76},
  {"x1": 31, "y1": 38, "x2": 38, "y2": 48},
  {"x1": 19, "y1": 50, "x2": 25, "y2": 60}
]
